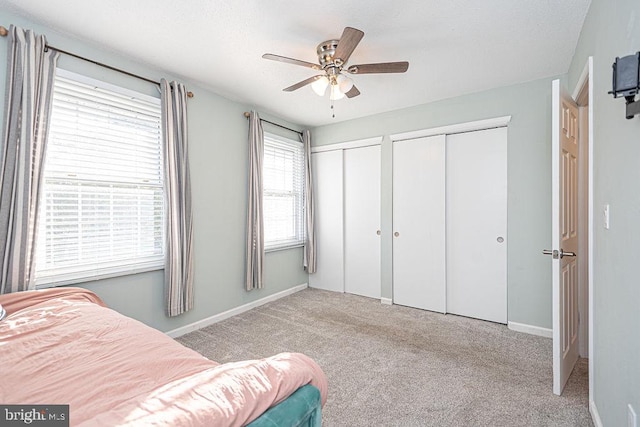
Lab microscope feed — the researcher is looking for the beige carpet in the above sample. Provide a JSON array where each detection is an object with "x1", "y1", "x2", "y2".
[{"x1": 177, "y1": 288, "x2": 592, "y2": 426}]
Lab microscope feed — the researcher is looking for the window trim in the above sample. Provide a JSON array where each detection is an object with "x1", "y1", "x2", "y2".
[
  {"x1": 262, "y1": 132, "x2": 306, "y2": 251},
  {"x1": 35, "y1": 69, "x2": 164, "y2": 288}
]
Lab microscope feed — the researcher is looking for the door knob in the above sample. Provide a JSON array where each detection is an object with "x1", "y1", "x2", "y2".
[
  {"x1": 376, "y1": 230, "x2": 381, "y2": 235},
  {"x1": 497, "y1": 236, "x2": 504, "y2": 243},
  {"x1": 559, "y1": 249, "x2": 576, "y2": 258},
  {"x1": 543, "y1": 249, "x2": 576, "y2": 259},
  {"x1": 394, "y1": 232, "x2": 400, "y2": 237}
]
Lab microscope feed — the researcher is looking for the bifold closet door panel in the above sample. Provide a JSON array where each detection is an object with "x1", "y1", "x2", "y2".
[
  {"x1": 309, "y1": 150, "x2": 344, "y2": 292},
  {"x1": 344, "y1": 145, "x2": 381, "y2": 299},
  {"x1": 392, "y1": 135, "x2": 446, "y2": 312},
  {"x1": 446, "y1": 127, "x2": 507, "y2": 324}
]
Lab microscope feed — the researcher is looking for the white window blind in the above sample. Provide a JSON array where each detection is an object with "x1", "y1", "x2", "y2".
[
  {"x1": 263, "y1": 133, "x2": 306, "y2": 250},
  {"x1": 35, "y1": 70, "x2": 164, "y2": 286}
]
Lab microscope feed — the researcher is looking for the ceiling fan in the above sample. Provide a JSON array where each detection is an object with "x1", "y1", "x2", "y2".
[{"x1": 262, "y1": 27, "x2": 409, "y2": 101}]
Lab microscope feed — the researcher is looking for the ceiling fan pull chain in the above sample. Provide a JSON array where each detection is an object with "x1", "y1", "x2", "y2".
[{"x1": 331, "y1": 99, "x2": 335, "y2": 118}]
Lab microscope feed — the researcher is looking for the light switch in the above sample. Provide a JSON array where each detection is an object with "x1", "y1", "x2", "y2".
[{"x1": 603, "y1": 204, "x2": 610, "y2": 229}]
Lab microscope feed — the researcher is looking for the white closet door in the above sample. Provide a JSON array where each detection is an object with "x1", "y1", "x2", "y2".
[
  {"x1": 392, "y1": 135, "x2": 446, "y2": 312},
  {"x1": 344, "y1": 145, "x2": 381, "y2": 299},
  {"x1": 446, "y1": 127, "x2": 507, "y2": 324},
  {"x1": 309, "y1": 150, "x2": 344, "y2": 292}
]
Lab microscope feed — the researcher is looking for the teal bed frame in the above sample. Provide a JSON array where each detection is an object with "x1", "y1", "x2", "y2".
[{"x1": 246, "y1": 384, "x2": 322, "y2": 427}]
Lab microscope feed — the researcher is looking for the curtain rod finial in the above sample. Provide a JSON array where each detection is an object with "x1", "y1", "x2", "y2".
[
  {"x1": 187, "y1": 91, "x2": 194, "y2": 98},
  {"x1": 0, "y1": 26, "x2": 8, "y2": 37},
  {"x1": 243, "y1": 111, "x2": 251, "y2": 118}
]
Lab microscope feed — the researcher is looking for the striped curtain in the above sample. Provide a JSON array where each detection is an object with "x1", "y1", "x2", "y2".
[
  {"x1": 0, "y1": 25, "x2": 59, "y2": 294},
  {"x1": 302, "y1": 130, "x2": 316, "y2": 273},
  {"x1": 161, "y1": 79, "x2": 194, "y2": 316},
  {"x1": 245, "y1": 111, "x2": 264, "y2": 290}
]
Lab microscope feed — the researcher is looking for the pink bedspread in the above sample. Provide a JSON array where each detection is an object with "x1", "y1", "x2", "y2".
[{"x1": 0, "y1": 288, "x2": 327, "y2": 426}]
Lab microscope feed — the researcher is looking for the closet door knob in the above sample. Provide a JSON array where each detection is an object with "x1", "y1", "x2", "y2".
[
  {"x1": 376, "y1": 230, "x2": 381, "y2": 235},
  {"x1": 394, "y1": 232, "x2": 400, "y2": 237}
]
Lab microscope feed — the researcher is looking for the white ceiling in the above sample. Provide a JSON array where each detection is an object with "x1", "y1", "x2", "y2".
[{"x1": 0, "y1": 0, "x2": 591, "y2": 127}]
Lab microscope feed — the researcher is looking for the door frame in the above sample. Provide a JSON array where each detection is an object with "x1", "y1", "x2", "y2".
[
  {"x1": 571, "y1": 56, "x2": 594, "y2": 413},
  {"x1": 389, "y1": 116, "x2": 512, "y2": 142}
]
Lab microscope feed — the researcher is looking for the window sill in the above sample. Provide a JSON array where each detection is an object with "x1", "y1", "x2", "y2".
[
  {"x1": 35, "y1": 262, "x2": 164, "y2": 289},
  {"x1": 265, "y1": 243, "x2": 304, "y2": 253}
]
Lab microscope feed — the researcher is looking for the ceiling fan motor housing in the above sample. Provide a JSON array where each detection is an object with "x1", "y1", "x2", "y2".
[{"x1": 317, "y1": 40, "x2": 342, "y2": 70}]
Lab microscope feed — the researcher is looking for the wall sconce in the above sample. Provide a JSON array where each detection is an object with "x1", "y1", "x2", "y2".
[{"x1": 609, "y1": 52, "x2": 640, "y2": 119}]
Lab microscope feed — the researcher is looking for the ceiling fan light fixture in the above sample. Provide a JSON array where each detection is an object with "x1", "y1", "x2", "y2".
[
  {"x1": 337, "y1": 74, "x2": 354, "y2": 94},
  {"x1": 330, "y1": 83, "x2": 345, "y2": 101},
  {"x1": 311, "y1": 76, "x2": 329, "y2": 96}
]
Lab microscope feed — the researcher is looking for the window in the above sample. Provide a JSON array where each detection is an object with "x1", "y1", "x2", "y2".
[
  {"x1": 263, "y1": 133, "x2": 306, "y2": 250},
  {"x1": 35, "y1": 70, "x2": 164, "y2": 286}
]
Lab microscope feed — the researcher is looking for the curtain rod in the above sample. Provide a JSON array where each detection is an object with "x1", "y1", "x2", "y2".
[
  {"x1": 243, "y1": 112, "x2": 302, "y2": 136},
  {"x1": 0, "y1": 25, "x2": 194, "y2": 98}
]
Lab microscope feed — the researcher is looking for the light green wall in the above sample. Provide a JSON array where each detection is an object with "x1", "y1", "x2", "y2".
[
  {"x1": 7, "y1": 6, "x2": 640, "y2": 423},
  {"x1": 312, "y1": 76, "x2": 558, "y2": 329},
  {"x1": 0, "y1": 10, "x2": 308, "y2": 332},
  {"x1": 567, "y1": 0, "x2": 640, "y2": 425}
]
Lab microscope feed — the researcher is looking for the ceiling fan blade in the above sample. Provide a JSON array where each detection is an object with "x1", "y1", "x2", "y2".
[
  {"x1": 345, "y1": 85, "x2": 360, "y2": 98},
  {"x1": 347, "y1": 61, "x2": 409, "y2": 74},
  {"x1": 334, "y1": 27, "x2": 364, "y2": 65},
  {"x1": 263, "y1": 54, "x2": 321, "y2": 70},
  {"x1": 283, "y1": 75, "x2": 324, "y2": 92}
]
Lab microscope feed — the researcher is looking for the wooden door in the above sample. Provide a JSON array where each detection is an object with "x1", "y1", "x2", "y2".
[
  {"x1": 309, "y1": 150, "x2": 344, "y2": 292},
  {"x1": 392, "y1": 135, "x2": 446, "y2": 312},
  {"x1": 550, "y1": 79, "x2": 580, "y2": 395},
  {"x1": 343, "y1": 145, "x2": 381, "y2": 299},
  {"x1": 445, "y1": 127, "x2": 508, "y2": 324}
]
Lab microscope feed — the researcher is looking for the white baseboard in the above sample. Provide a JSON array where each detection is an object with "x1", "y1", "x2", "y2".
[
  {"x1": 381, "y1": 297, "x2": 393, "y2": 305},
  {"x1": 589, "y1": 399, "x2": 603, "y2": 427},
  {"x1": 166, "y1": 283, "x2": 308, "y2": 338},
  {"x1": 507, "y1": 321, "x2": 553, "y2": 338}
]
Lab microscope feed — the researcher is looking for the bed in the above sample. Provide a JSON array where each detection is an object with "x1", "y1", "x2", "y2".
[{"x1": 0, "y1": 288, "x2": 327, "y2": 426}]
